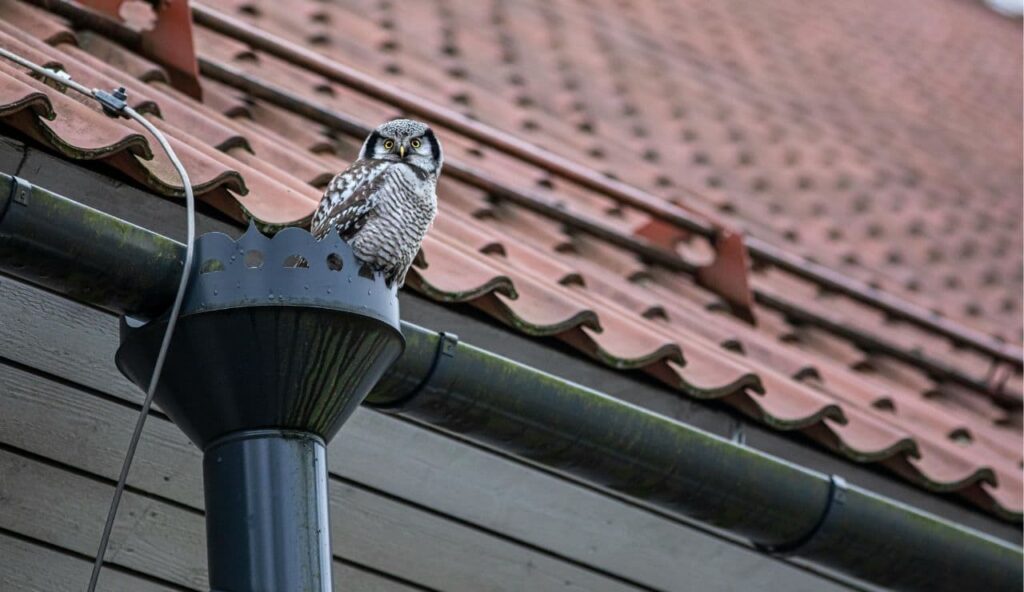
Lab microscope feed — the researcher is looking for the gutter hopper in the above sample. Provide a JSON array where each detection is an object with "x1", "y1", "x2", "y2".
[{"x1": 115, "y1": 224, "x2": 405, "y2": 592}]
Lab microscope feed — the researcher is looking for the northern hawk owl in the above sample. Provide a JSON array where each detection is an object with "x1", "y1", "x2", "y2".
[{"x1": 311, "y1": 119, "x2": 442, "y2": 287}]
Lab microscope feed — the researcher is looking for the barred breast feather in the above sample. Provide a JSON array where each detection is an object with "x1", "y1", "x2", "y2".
[{"x1": 311, "y1": 159, "x2": 437, "y2": 287}]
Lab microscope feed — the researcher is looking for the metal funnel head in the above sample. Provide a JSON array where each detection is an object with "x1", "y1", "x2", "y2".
[
  {"x1": 114, "y1": 225, "x2": 405, "y2": 592},
  {"x1": 114, "y1": 224, "x2": 405, "y2": 449}
]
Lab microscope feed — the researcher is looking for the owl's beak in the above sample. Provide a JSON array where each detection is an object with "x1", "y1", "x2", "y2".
[{"x1": 399, "y1": 145, "x2": 406, "y2": 158}]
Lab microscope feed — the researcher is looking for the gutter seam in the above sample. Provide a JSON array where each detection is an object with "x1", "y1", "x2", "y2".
[
  {"x1": 373, "y1": 331, "x2": 460, "y2": 410},
  {"x1": 756, "y1": 475, "x2": 848, "y2": 557}
]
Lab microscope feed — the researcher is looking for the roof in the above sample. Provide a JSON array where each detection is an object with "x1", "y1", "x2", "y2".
[{"x1": 0, "y1": 0, "x2": 1021, "y2": 521}]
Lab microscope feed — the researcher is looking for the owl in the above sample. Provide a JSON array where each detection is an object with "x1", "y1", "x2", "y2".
[{"x1": 311, "y1": 119, "x2": 443, "y2": 287}]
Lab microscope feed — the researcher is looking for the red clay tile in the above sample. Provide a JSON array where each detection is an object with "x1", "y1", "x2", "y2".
[
  {"x1": 408, "y1": 234, "x2": 516, "y2": 303},
  {"x1": 1, "y1": 0, "x2": 1019, "y2": 521}
]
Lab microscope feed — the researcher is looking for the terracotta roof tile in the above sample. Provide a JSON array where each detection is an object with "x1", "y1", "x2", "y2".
[
  {"x1": 0, "y1": 0, "x2": 1020, "y2": 520},
  {"x1": 75, "y1": 32, "x2": 169, "y2": 83},
  {"x1": 409, "y1": 234, "x2": 516, "y2": 304}
]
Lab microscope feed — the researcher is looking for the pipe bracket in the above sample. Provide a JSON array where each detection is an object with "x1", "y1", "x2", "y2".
[
  {"x1": 0, "y1": 175, "x2": 30, "y2": 222},
  {"x1": 10, "y1": 175, "x2": 31, "y2": 207},
  {"x1": 755, "y1": 474, "x2": 847, "y2": 557},
  {"x1": 375, "y1": 331, "x2": 459, "y2": 409}
]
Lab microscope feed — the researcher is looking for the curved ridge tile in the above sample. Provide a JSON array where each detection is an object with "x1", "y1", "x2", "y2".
[
  {"x1": 738, "y1": 370, "x2": 845, "y2": 430},
  {"x1": 432, "y1": 206, "x2": 508, "y2": 256},
  {"x1": 408, "y1": 234, "x2": 517, "y2": 303},
  {"x1": 57, "y1": 44, "x2": 248, "y2": 152},
  {"x1": 805, "y1": 406, "x2": 918, "y2": 463},
  {"x1": 474, "y1": 291, "x2": 601, "y2": 337},
  {"x1": 467, "y1": 255, "x2": 601, "y2": 336},
  {"x1": 109, "y1": 129, "x2": 244, "y2": 198},
  {"x1": 653, "y1": 359, "x2": 762, "y2": 401},
  {"x1": 976, "y1": 475, "x2": 1024, "y2": 520},
  {"x1": 0, "y1": 75, "x2": 52, "y2": 118},
  {"x1": 5, "y1": 98, "x2": 151, "y2": 160},
  {"x1": 76, "y1": 31, "x2": 170, "y2": 83},
  {"x1": 229, "y1": 116, "x2": 341, "y2": 186},
  {"x1": 885, "y1": 442, "x2": 998, "y2": 493},
  {"x1": 559, "y1": 321, "x2": 683, "y2": 371},
  {"x1": 0, "y1": 0, "x2": 75, "y2": 45}
]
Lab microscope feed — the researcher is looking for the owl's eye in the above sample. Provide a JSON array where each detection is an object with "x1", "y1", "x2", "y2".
[
  {"x1": 410, "y1": 138, "x2": 422, "y2": 149},
  {"x1": 383, "y1": 139, "x2": 395, "y2": 150}
]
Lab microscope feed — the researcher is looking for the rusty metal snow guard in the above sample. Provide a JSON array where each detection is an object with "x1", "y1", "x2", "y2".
[{"x1": 0, "y1": 175, "x2": 1021, "y2": 592}]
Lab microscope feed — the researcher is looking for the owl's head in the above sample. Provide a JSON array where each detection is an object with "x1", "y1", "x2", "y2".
[{"x1": 360, "y1": 118, "x2": 443, "y2": 176}]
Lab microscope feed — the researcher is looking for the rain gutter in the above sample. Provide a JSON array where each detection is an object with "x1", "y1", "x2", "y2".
[{"x1": 1, "y1": 173, "x2": 1021, "y2": 591}]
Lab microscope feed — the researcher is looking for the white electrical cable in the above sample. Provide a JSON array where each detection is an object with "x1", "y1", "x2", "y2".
[
  {"x1": 0, "y1": 46, "x2": 197, "y2": 592},
  {"x1": 0, "y1": 45, "x2": 93, "y2": 96},
  {"x1": 85, "y1": 105, "x2": 196, "y2": 592}
]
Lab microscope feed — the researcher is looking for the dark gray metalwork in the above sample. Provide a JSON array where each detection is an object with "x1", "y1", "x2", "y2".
[
  {"x1": 204, "y1": 430, "x2": 332, "y2": 592},
  {"x1": 366, "y1": 325, "x2": 1024, "y2": 592},
  {"x1": 367, "y1": 325, "x2": 830, "y2": 546},
  {"x1": 111, "y1": 224, "x2": 405, "y2": 591},
  {"x1": 114, "y1": 223, "x2": 405, "y2": 448},
  {"x1": 180, "y1": 223, "x2": 400, "y2": 326},
  {"x1": 0, "y1": 181, "x2": 1020, "y2": 592},
  {"x1": 0, "y1": 172, "x2": 182, "y2": 315}
]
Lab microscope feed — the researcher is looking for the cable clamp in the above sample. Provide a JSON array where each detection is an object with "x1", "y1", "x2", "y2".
[
  {"x1": 93, "y1": 86, "x2": 129, "y2": 118},
  {"x1": 755, "y1": 474, "x2": 848, "y2": 557}
]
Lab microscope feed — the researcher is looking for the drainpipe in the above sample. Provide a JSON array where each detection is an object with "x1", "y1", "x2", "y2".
[
  {"x1": 112, "y1": 224, "x2": 403, "y2": 592},
  {"x1": 0, "y1": 174, "x2": 1021, "y2": 592},
  {"x1": 113, "y1": 224, "x2": 404, "y2": 592},
  {"x1": 0, "y1": 175, "x2": 405, "y2": 591}
]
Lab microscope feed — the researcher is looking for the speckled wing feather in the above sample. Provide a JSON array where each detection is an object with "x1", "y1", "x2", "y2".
[{"x1": 311, "y1": 158, "x2": 391, "y2": 239}]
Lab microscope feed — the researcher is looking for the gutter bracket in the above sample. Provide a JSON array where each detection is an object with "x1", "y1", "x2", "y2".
[
  {"x1": 376, "y1": 331, "x2": 459, "y2": 409},
  {"x1": 0, "y1": 174, "x2": 30, "y2": 227},
  {"x1": 11, "y1": 175, "x2": 31, "y2": 207},
  {"x1": 755, "y1": 474, "x2": 848, "y2": 557}
]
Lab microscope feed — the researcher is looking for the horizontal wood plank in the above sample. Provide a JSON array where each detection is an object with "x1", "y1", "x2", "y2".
[
  {"x1": 0, "y1": 274, "x2": 845, "y2": 591},
  {"x1": 0, "y1": 366, "x2": 646, "y2": 592},
  {"x1": 0, "y1": 531, "x2": 178, "y2": 592}
]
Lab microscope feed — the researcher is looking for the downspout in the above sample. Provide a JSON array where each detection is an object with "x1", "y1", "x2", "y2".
[
  {"x1": 0, "y1": 174, "x2": 405, "y2": 591},
  {"x1": 0, "y1": 174, "x2": 1021, "y2": 592}
]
